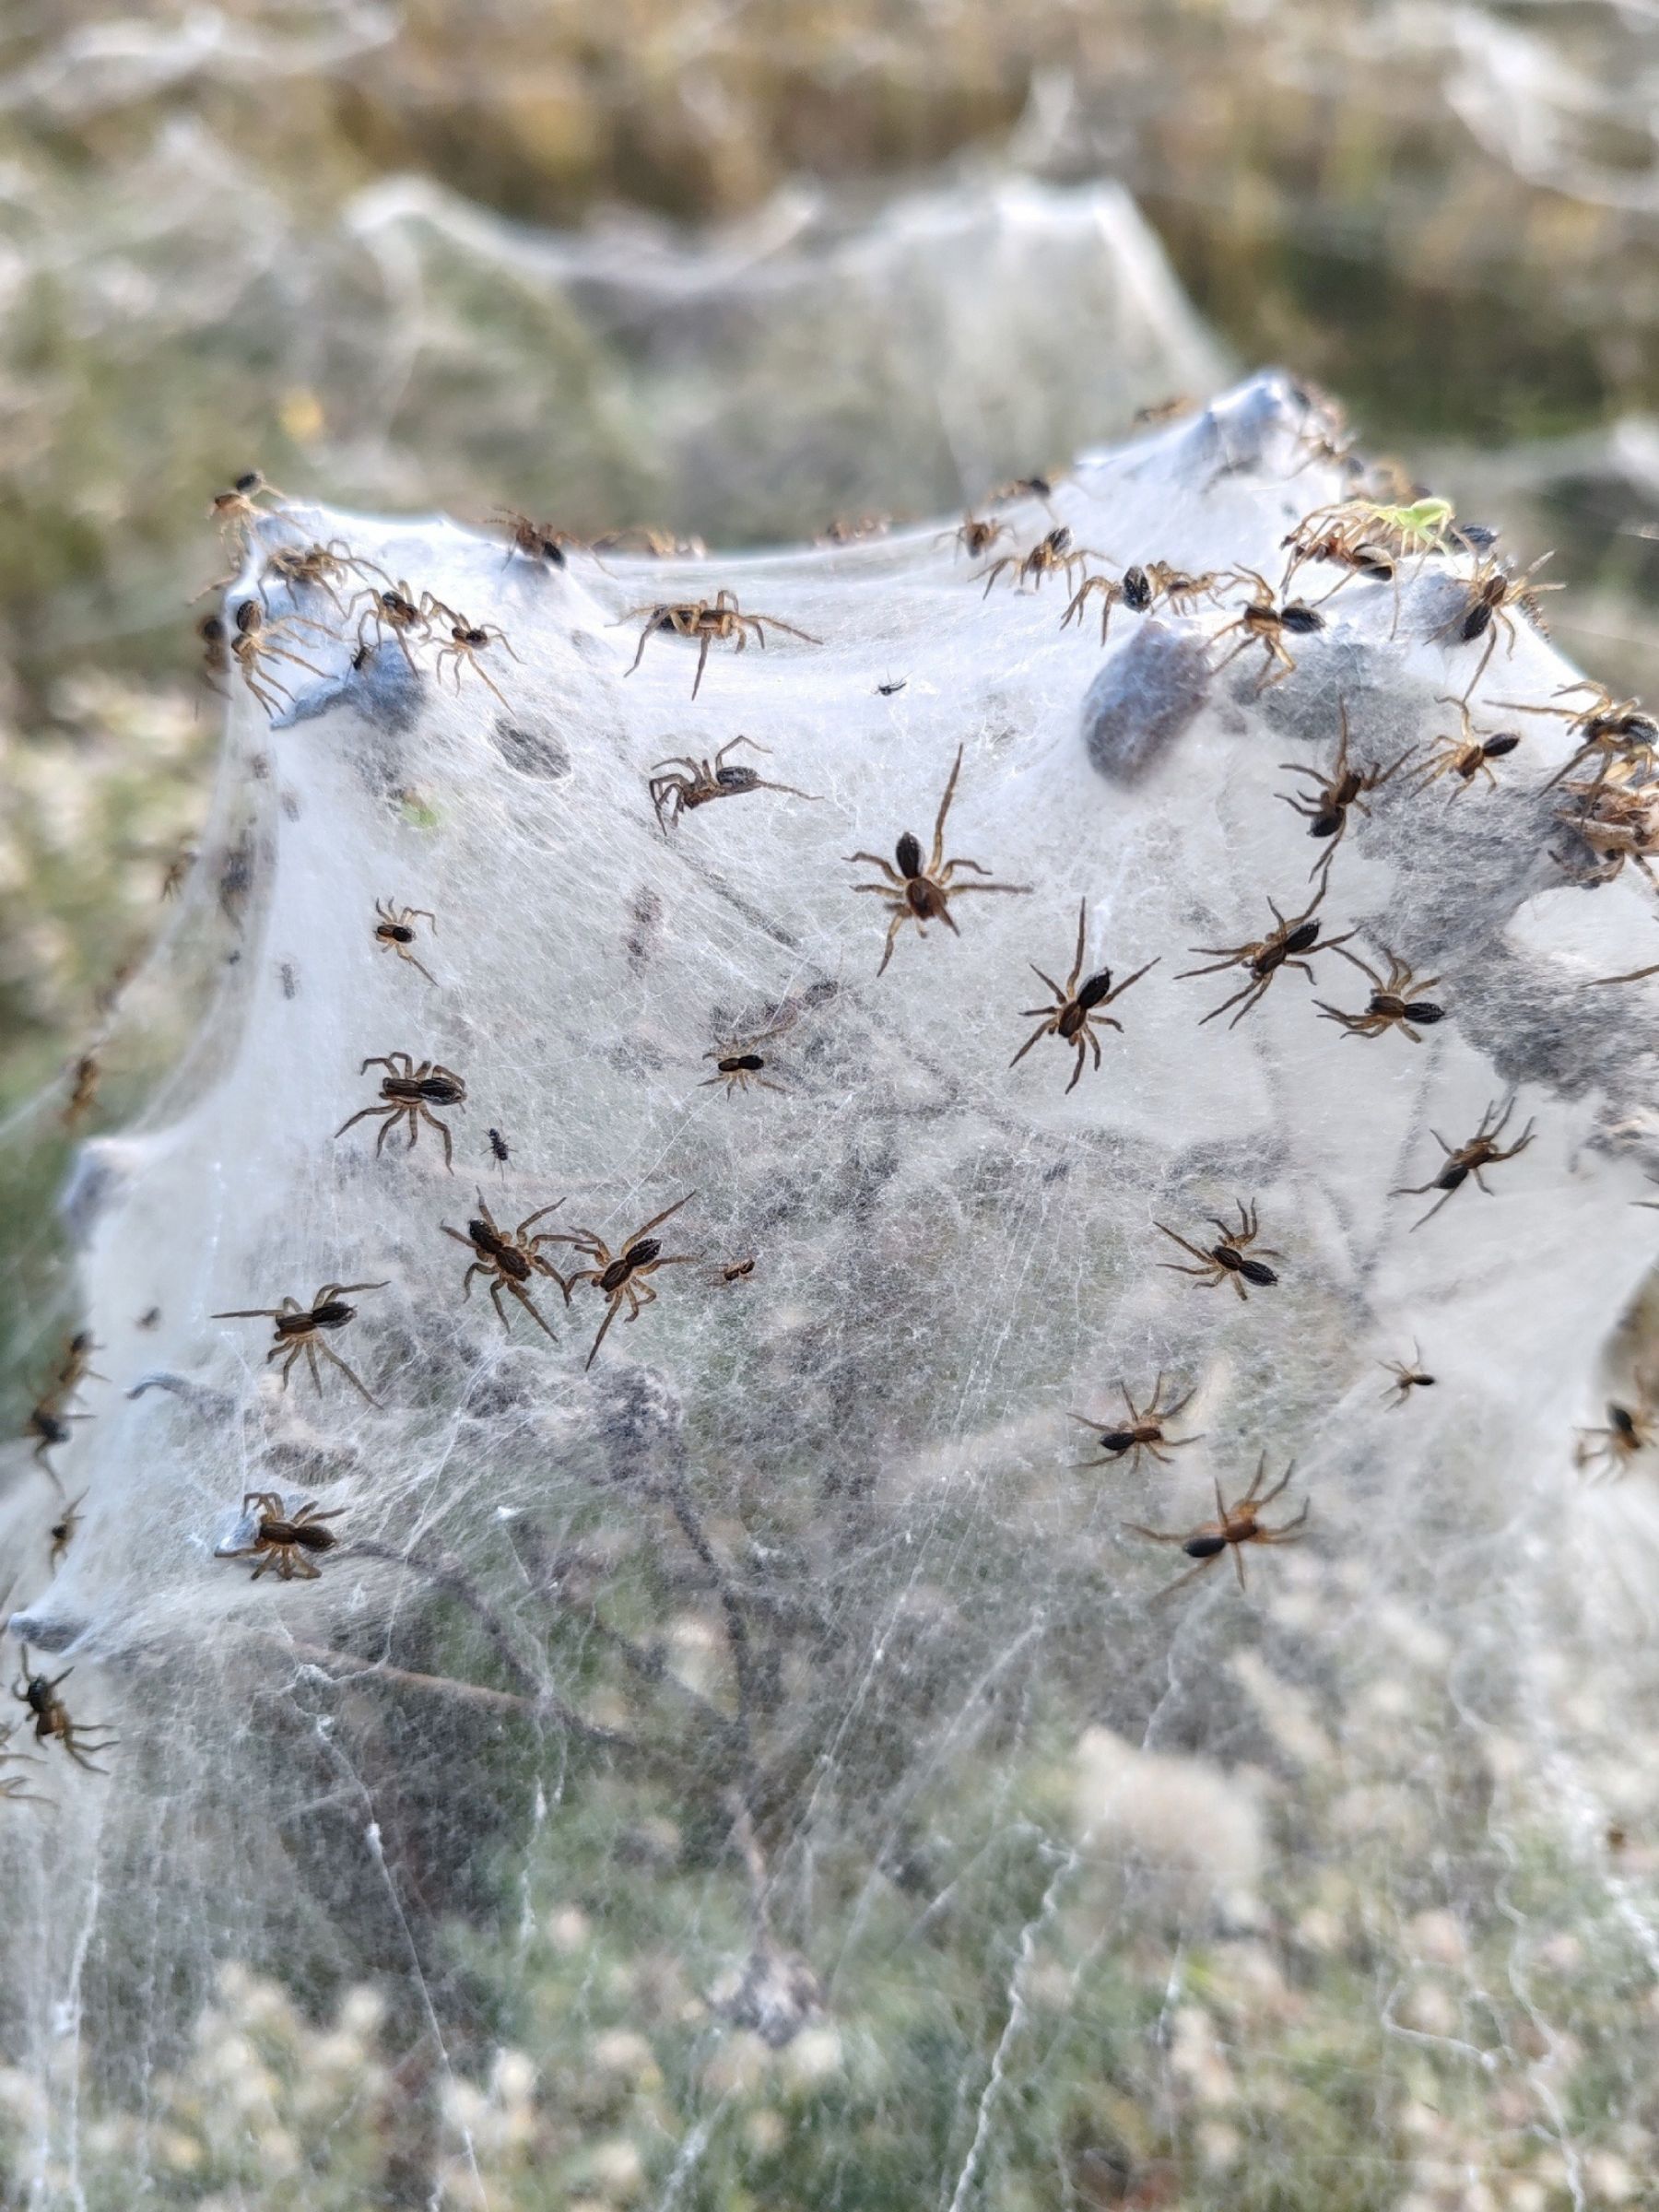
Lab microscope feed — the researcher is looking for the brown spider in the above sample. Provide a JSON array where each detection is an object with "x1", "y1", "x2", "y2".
[
  {"x1": 261, "y1": 539, "x2": 361, "y2": 616},
  {"x1": 1431, "y1": 548, "x2": 1559, "y2": 698},
  {"x1": 53, "y1": 1331, "x2": 105, "y2": 1402},
  {"x1": 198, "y1": 610, "x2": 231, "y2": 692},
  {"x1": 441, "y1": 1195, "x2": 568, "y2": 1340},
  {"x1": 1411, "y1": 700, "x2": 1523, "y2": 797},
  {"x1": 48, "y1": 1492, "x2": 86, "y2": 1571},
  {"x1": 160, "y1": 843, "x2": 195, "y2": 900},
  {"x1": 1495, "y1": 683, "x2": 1659, "y2": 796},
  {"x1": 335, "y1": 1053, "x2": 467, "y2": 1171},
  {"x1": 211, "y1": 1280, "x2": 387, "y2": 1404},
  {"x1": 1392, "y1": 1097, "x2": 1535, "y2": 1230},
  {"x1": 1177, "y1": 873, "x2": 1352, "y2": 1028},
  {"x1": 1156, "y1": 1198, "x2": 1280, "y2": 1300},
  {"x1": 1280, "y1": 509, "x2": 1398, "y2": 601},
  {"x1": 220, "y1": 1492, "x2": 343, "y2": 1582},
  {"x1": 1127, "y1": 1457, "x2": 1308, "y2": 1599},
  {"x1": 1277, "y1": 702, "x2": 1413, "y2": 868},
  {"x1": 977, "y1": 525, "x2": 1104, "y2": 598},
  {"x1": 1009, "y1": 898, "x2": 1158, "y2": 1091},
  {"x1": 208, "y1": 469, "x2": 285, "y2": 555},
  {"x1": 11, "y1": 1650, "x2": 117, "y2": 1774},
  {"x1": 1559, "y1": 778, "x2": 1659, "y2": 892},
  {"x1": 429, "y1": 605, "x2": 521, "y2": 705},
  {"x1": 817, "y1": 513, "x2": 890, "y2": 546},
  {"x1": 1379, "y1": 1343, "x2": 1435, "y2": 1406},
  {"x1": 593, "y1": 525, "x2": 706, "y2": 559},
  {"x1": 1316, "y1": 947, "x2": 1446, "y2": 1042},
  {"x1": 1574, "y1": 1390, "x2": 1658, "y2": 1482},
  {"x1": 347, "y1": 578, "x2": 434, "y2": 672},
  {"x1": 542, "y1": 1193, "x2": 700, "y2": 1370},
  {"x1": 28, "y1": 1402, "x2": 90, "y2": 1473},
  {"x1": 947, "y1": 513, "x2": 1012, "y2": 560},
  {"x1": 618, "y1": 589, "x2": 819, "y2": 699},
  {"x1": 648, "y1": 736, "x2": 820, "y2": 831},
  {"x1": 226, "y1": 597, "x2": 330, "y2": 716},
  {"x1": 373, "y1": 899, "x2": 438, "y2": 986},
  {"x1": 1070, "y1": 1373, "x2": 1201, "y2": 1474},
  {"x1": 492, "y1": 509, "x2": 575, "y2": 567},
  {"x1": 847, "y1": 743, "x2": 1031, "y2": 975},
  {"x1": 1209, "y1": 571, "x2": 1325, "y2": 690},
  {"x1": 64, "y1": 1050, "x2": 100, "y2": 1125},
  {"x1": 1062, "y1": 565, "x2": 1154, "y2": 642},
  {"x1": 701, "y1": 1037, "x2": 787, "y2": 1098}
]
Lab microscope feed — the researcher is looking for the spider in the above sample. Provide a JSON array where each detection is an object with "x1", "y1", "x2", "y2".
[
  {"x1": 227, "y1": 597, "x2": 330, "y2": 717},
  {"x1": 64, "y1": 1051, "x2": 100, "y2": 1125},
  {"x1": 542, "y1": 1193, "x2": 700, "y2": 1370},
  {"x1": 1558, "y1": 778, "x2": 1659, "y2": 892},
  {"x1": 976, "y1": 525, "x2": 1104, "y2": 598},
  {"x1": 1276, "y1": 702, "x2": 1413, "y2": 867},
  {"x1": 1316, "y1": 947, "x2": 1446, "y2": 1042},
  {"x1": 1062, "y1": 564, "x2": 1154, "y2": 642},
  {"x1": 1280, "y1": 511, "x2": 1397, "y2": 601},
  {"x1": 593, "y1": 524, "x2": 706, "y2": 559},
  {"x1": 1410, "y1": 700, "x2": 1522, "y2": 797},
  {"x1": 847, "y1": 743, "x2": 1031, "y2": 975},
  {"x1": 1495, "y1": 683, "x2": 1659, "y2": 797},
  {"x1": 701, "y1": 1039, "x2": 787, "y2": 1098},
  {"x1": 1177, "y1": 874, "x2": 1352, "y2": 1028},
  {"x1": 1155, "y1": 1198, "x2": 1280, "y2": 1300},
  {"x1": 1392, "y1": 1097, "x2": 1535, "y2": 1230},
  {"x1": 429, "y1": 606, "x2": 521, "y2": 705},
  {"x1": 335, "y1": 1053, "x2": 467, "y2": 1171},
  {"x1": 817, "y1": 513, "x2": 890, "y2": 546},
  {"x1": 947, "y1": 513, "x2": 1012, "y2": 560},
  {"x1": 1209, "y1": 571, "x2": 1325, "y2": 689},
  {"x1": 28, "y1": 1402, "x2": 90, "y2": 1472},
  {"x1": 0, "y1": 1722, "x2": 48, "y2": 1809},
  {"x1": 618, "y1": 589, "x2": 819, "y2": 699},
  {"x1": 648, "y1": 736, "x2": 820, "y2": 831},
  {"x1": 211, "y1": 1280, "x2": 387, "y2": 1404},
  {"x1": 48, "y1": 1492, "x2": 86, "y2": 1571},
  {"x1": 261, "y1": 538, "x2": 361, "y2": 616},
  {"x1": 1126, "y1": 1457, "x2": 1308, "y2": 1599},
  {"x1": 220, "y1": 1492, "x2": 344, "y2": 1582},
  {"x1": 1430, "y1": 548, "x2": 1559, "y2": 698},
  {"x1": 492, "y1": 509, "x2": 574, "y2": 567},
  {"x1": 1379, "y1": 1344, "x2": 1435, "y2": 1406},
  {"x1": 1574, "y1": 1392, "x2": 1658, "y2": 1482},
  {"x1": 1069, "y1": 1373, "x2": 1201, "y2": 1474},
  {"x1": 160, "y1": 843, "x2": 195, "y2": 900},
  {"x1": 209, "y1": 469, "x2": 285, "y2": 555},
  {"x1": 441, "y1": 1194, "x2": 568, "y2": 1339},
  {"x1": 347, "y1": 578, "x2": 433, "y2": 673},
  {"x1": 373, "y1": 899, "x2": 438, "y2": 985},
  {"x1": 53, "y1": 1331, "x2": 105, "y2": 1402},
  {"x1": 11, "y1": 1650, "x2": 117, "y2": 1774},
  {"x1": 1008, "y1": 898, "x2": 1158, "y2": 1091}
]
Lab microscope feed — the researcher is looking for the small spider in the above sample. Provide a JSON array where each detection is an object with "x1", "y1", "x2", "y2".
[
  {"x1": 1008, "y1": 898, "x2": 1158, "y2": 1091},
  {"x1": 1069, "y1": 1373, "x2": 1201, "y2": 1474},
  {"x1": 1392, "y1": 1097, "x2": 1535, "y2": 1230},
  {"x1": 64, "y1": 1051, "x2": 100, "y2": 1125},
  {"x1": 847, "y1": 743, "x2": 1031, "y2": 975},
  {"x1": 429, "y1": 605, "x2": 521, "y2": 705},
  {"x1": 488, "y1": 1127, "x2": 511, "y2": 1174},
  {"x1": 648, "y1": 736, "x2": 820, "y2": 831},
  {"x1": 1430, "y1": 548, "x2": 1559, "y2": 697},
  {"x1": 28, "y1": 1402, "x2": 90, "y2": 1472},
  {"x1": 348, "y1": 578, "x2": 433, "y2": 673},
  {"x1": 261, "y1": 539, "x2": 360, "y2": 616},
  {"x1": 335, "y1": 1053, "x2": 467, "y2": 1171},
  {"x1": 226, "y1": 597, "x2": 329, "y2": 716},
  {"x1": 977, "y1": 525, "x2": 1104, "y2": 598},
  {"x1": 1061, "y1": 564, "x2": 1154, "y2": 642},
  {"x1": 618, "y1": 589, "x2": 819, "y2": 699},
  {"x1": 54, "y1": 1331, "x2": 106, "y2": 1402},
  {"x1": 220, "y1": 1492, "x2": 344, "y2": 1582},
  {"x1": 719, "y1": 1256, "x2": 757, "y2": 1283},
  {"x1": 212, "y1": 1280, "x2": 387, "y2": 1404},
  {"x1": 208, "y1": 469, "x2": 285, "y2": 555},
  {"x1": 1574, "y1": 1391, "x2": 1658, "y2": 1482},
  {"x1": 1316, "y1": 947, "x2": 1446, "y2": 1042},
  {"x1": 542, "y1": 1193, "x2": 700, "y2": 1370},
  {"x1": 1496, "y1": 683, "x2": 1659, "y2": 797},
  {"x1": 372, "y1": 899, "x2": 438, "y2": 985},
  {"x1": 1156, "y1": 1198, "x2": 1280, "y2": 1300},
  {"x1": 1209, "y1": 570, "x2": 1325, "y2": 689},
  {"x1": 441, "y1": 1194, "x2": 568, "y2": 1340},
  {"x1": 947, "y1": 513, "x2": 1012, "y2": 560},
  {"x1": 1126, "y1": 1457, "x2": 1308, "y2": 1599},
  {"x1": 1558, "y1": 778, "x2": 1659, "y2": 892},
  {"x1": 11, "y1": 1650, "x2": 117, "y2": 1774},
  {"x1": 701, "y1": 1039, "x2": 787, "y2": 1098},
  {"x1": 875, "y1": 677, "x2": 908, "y2": 696},
  {"x1": 1411, "y1": 700, "x2": 1523, "y2": 797},
  {"x1": 817, "y1": 513, "x2": 890, "y2": 546},
  {"x1": 1177, "y1": 873, "x2": 1353, "y2": 1028},
  {"x1": 160, "y1": 843, "x2": 196, "y2": 900},
  {"x1": 1277, "y1": 702, "x2": 1413, "y2": 868},
  {"x1": 1379, "y1": 1344, "x2": 1435, "y2": 1406},
  {"x1": 593, "y1": 524, "x2": 706, "y2": 559},
  {"x1": 48, "y1": 1492, "x2": 86, "y2": 1571},
  {"x1": 1280, "y1": 510, "x2": 1397, "y2": 601},
  {"x1": 492, "y1": 509, "x2": 573, "y2": 567}
]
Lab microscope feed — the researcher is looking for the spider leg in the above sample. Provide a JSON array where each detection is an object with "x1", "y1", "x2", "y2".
[
  {"x1": 847, "y1": 853, "x2": 906, "y2": 884},
  {"x1": 519, "y1": 1201, "x2": 566, "y2": 1233},
  {"x1": 875, "y1": 907, "x2": 910, "y2": 976},
  {"x1": 276, "y1": 1341, "x2": 303, "y2": 1389},
  {"x1": 1255, "y1": 1461, "x2": 1295, "y2": 1508},
  {"x1": 584, "y1": 1294, "x2": 625, "y2": 1371},
  {"x1": 334, "y1": 1101, "x2": 392, "y2": 1143},
  {"x1": 630, "y1": 1192, "x2": 695, "y2": 1240},
  {"x1": 939, "y1": 878, "x2": 1032, "y2": 897},
  {"x1": 1124, "y1": 1524, "x2": 1186, "y2": 1546},
  {"x1": 510, "y1": 1280, "x2": 559, "y2": 1343},
  {"x1": 303, "y1": 1340, "x2": 324, "y2": 1394},
  {"x1": 752, "y1": 780, "x2": 822, "y2": 802},
  {"x1": 400, "y1": 947, "x2": 437, "y2": 985},
  {"x1": 1100, "y1": 956, "x2": 1159, "y2": 1006},
  {"x1": 1150, "y1": 1554, "x2": 1223, "y2": 1604},
  {"x1": 1154, "y1": 1224, "x2": 1214, "y2": 1267},
  {"x1": 417, "y1": 1101, "x2": 455, "y2": 1171},
  {"x1": 691, "y1": 632, "x2": 713, "y2": 698},
  {"x1": 1201, "y1": 976, "x2": 1268, "y2": 1028},
  {"x1": 316, "y1": 1338, "x2": 378, "y2": 1406}
]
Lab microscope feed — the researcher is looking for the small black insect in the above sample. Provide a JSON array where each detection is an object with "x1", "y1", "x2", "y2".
[{"x1": 876, "y1": 677, "x2": 908, "y2": 697}]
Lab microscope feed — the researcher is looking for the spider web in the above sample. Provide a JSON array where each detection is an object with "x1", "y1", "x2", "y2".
[{"x1": 3, "y1": 371, "x2": 1659, "y2": 2209}]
